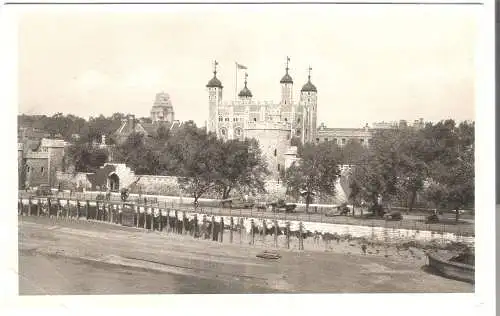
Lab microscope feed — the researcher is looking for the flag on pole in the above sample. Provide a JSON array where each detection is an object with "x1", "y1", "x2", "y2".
[{"x1": 236, "y1": 62, "x2": 247, "y2": 70}]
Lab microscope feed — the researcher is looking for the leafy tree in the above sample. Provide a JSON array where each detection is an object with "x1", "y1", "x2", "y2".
[
  {"x1": 166, "y1": 125, "x2": 223, "y2": 203},
  {"x1": 283, "y1": 142, "x2": 341, "y2": 213},
  {"x1": 341, "y1": 139, "x2": 366, "y2": 165},
  {"x1": 215, "y1": 138, "x2": 270, "y2": 199},
  {"x1": 65, "y1": 143, "x2": 109, "y2": 173},
  {"x1": 424, "y1": 120, "x2": 474, "y2": 221}
]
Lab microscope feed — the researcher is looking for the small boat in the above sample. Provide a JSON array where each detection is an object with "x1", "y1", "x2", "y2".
[
  {"x1": 256, "y1": 250, "x2": 281, "y2": 260},
  {"x1": 426, "y1": 249, "x2": 474, "y2": 283}
]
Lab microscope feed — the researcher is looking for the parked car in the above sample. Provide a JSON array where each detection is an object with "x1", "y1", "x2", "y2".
[{"x1": 35, "y1": 185, "x2": 52, "y2": 197}]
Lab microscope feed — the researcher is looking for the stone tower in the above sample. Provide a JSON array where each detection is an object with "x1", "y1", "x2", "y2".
[
  {"x1": 206, "y1": 60, "x2": 223, "y2": 134},
  {"x1": 151, "y1": 92, "x2": 175, "y2": 123},
  {"x1": 280, "y1": 57, "x2": 294, "y2": 112},
  {"x1": 300, "y1": 66, "x2": 318, "y2": 143}
]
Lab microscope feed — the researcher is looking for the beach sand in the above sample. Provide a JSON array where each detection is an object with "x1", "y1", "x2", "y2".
[{"x1": 18, "y1": 216, "x2": 473, "y2": 294}]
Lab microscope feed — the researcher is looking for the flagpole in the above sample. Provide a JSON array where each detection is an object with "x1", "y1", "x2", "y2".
[{"x1": 235, "y1": 62, "x2": 238, "y2": 101}]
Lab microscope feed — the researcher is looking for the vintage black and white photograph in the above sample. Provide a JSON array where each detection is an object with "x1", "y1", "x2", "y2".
[{"x1": 14, "y1": 3, "x2": 481, "y2": 296}]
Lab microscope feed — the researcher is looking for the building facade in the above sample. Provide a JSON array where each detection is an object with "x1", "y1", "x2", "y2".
[
  {"x1": 18, "y1": 137, "x2": 67, "y2": 189},
  {"x1": 150, "y1": 92, "x2": 175, "y2": 123},
  {"x1": 206, "y1": 59, "x2": 317, "y2": 179}
]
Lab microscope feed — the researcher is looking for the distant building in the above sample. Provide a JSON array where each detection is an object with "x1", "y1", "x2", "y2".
[
  {"x1": 113, "y1": 114, "x2": 183, "y2": 146},
  {"x1": 150, "y1": 92, "x2": 175, "y2": 123},
  {"x1": 206, "y1": 58, "x2": 317, "y2": 179},
  {"x1": 18, "y1": 137, "x2": 67, "y2": 189}
]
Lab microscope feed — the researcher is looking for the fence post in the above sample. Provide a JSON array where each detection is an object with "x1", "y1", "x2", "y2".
[
  {"x1": 274, "y1": 220, "x2": 278, "y2": 248},
  {"x1": 250, "y1": 219, "x2": 255, "y2": 245},
  {"x1": 193, "y1": 214, "x2": 198, "y2": 238},
  {"x1": 211, "y1": 216, "x2": 216, "y2": 241},
  {"x1": 182, "y1": 212, "x2": 186, "y2": 235},
  {"x1": 150, "y1": 208, "x2": 154, "y2": 231},
  {"x1": 285, "y1": 221, "x2": 291, "y2": 249},
  {"x1": 85, "y1": 200, "x2": 89, "y2": 220},
  {"x1": 159, "y1": 208, "x2": 163, "y2": 231},
  {"x1": 28, "y1": 197, "x2": 32, "y2": 216},
  {"x1": 262, "y1": 219, "x2": 267, "y2": 243},
  {"x1": 239, "y1": 217, "x2": 243, "y2": 244},
  {"x1": 174, "y1": 210, "x2": 179, "y2": 234},
  {"x1": 57, "y1": 199, "x2": 61, "y2": 220},
  {"x1": 230, "y1": 217, "x2": 234, "y2": 243},
  {"x1": 299, "y1": 221, "x2": 304, "y2": 251},
  {"x1": 166, "y1": 209, "x2": 170, "y2": 233},
  {"x1": 202, "y1": 215, "x2": 207, "y2": 239},
  {"x1": 220, "y1": 217, "x2": 224, "y2": 243},
  {"x1": 143, "y1": 208, "x2": 147, "y2": 230}
]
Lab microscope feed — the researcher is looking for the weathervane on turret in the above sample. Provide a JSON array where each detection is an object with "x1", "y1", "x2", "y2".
[
  {"x1": 213, "y1": 60, "x2": 218, "y2": 75},
  {"x1": 286, "y1": 56, "x2": 290, "y2": 74},
  {"x1": 244, "y1": 72, "x2": 248, "y2": 86},
  {"x1": 308, "y1": 66, "x2": 312, "y2": 80}
]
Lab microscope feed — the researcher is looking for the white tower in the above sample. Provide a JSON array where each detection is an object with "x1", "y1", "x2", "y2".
[
  {"x1": 280, "y1": 56, "x2": 294, "y2": 108},
  {"x1": 206, "y1": 60, "x2": 223, "y2": 134},
  {"x1": 300, "y1": 66, "x2": 318, "y2": 143}
]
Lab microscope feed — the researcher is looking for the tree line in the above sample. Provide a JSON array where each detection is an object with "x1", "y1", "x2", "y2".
[{"x1": 347, "y1": 119, "x2": 474, "y2": 221}]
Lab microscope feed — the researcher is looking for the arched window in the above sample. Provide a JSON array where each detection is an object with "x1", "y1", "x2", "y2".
[
  {"x1": 235, "y1": 128, "x2": 242, "y2": 137},
  {"x1": 41, "y1": 167, "x2": 44, "y2": 173},
  {"x1": 220, "y1": 128, "x2": 227, "y2": 136}
]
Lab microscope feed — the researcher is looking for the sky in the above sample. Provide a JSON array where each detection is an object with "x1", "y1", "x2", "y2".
[{"x1": 17, "y1": 4, "x2": 480, "y2": 128}]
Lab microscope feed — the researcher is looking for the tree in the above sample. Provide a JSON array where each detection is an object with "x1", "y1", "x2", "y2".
[
  {"x1": 424, "y1": 120, "x2": 474, "y2": 221},
  {"x1": 165, "y1": 125, "x2": 223, "y2": 204},
  {"x1": 64, "y1": 143, "x2": 109, "y2": 173},
  {"x1": 341, "y1": 139, "x2": 366, "y2": 165},
  {"x1": 215, "y1": 138, "x2": 270, "y2": 199},
  {"x1": 283, "y1": 142, "x2": 341, "y2": 213}
]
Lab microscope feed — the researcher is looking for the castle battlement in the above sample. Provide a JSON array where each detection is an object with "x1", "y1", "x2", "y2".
[
  {"x1": 245, "y1": 121, "x2": 291, "y2": 130},
  {"x1": 220, "y1": 100, "x2": 282, "y2": 107}
]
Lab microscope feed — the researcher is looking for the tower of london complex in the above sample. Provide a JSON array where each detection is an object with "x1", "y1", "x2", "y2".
[{"x1": 206, "y1": 58, "x2": 318, "y2": 180}]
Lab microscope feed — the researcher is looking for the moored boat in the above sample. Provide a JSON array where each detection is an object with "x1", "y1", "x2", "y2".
[{"x1": 426, "y1": 249, "x2": 474, "y2": 283}]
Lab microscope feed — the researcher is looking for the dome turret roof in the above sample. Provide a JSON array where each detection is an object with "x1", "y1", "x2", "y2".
[
  {"x1": 280, "y1": 57, "x2": 293, "y2": 84},
  {"x1": 238, "y1": 74, "x2": 252, "y2": 98},
  {"x1": 301, "y1": 67, "x2": 317, "y2": 92},
  {"x1": 301, "y1": 79, "x2": 317, "y2": 92},
  {"x1": 280, "y1": 72, "x2": 293, "y2": 84},
  {"x1": 206, "y1": 72, "x2": 223, "y2": 88}
]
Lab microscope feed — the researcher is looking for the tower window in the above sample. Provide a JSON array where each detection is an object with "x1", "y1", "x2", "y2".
[
  {"x1": 278, "y1": 164, "x2": 281, "y2": 171},
  {"x1": 253, "y1": 118, "x2": 257, "y2": 122},
  {"x1": 41, "y1": 167, "x2": 44, "y2": 173},
  {"x1": 284, "y1": 118, "x2": 287, "y2": 122},
  {"x1": 297, "y1": 118, "x2": 301, "y2": 123},
  {"x1": 316, "y1": 138, "x2": 320, "y2": 143},
  {"x1": 26, "y1": 166, "x2": 30, "y2": 172},
  {"x1": 284, "y1": 101, "x2": 286, "y2": 105},
  {"x1": 342, "y1": 138, "x2": 346, "y2": 145},
  {"x1": 219, "y1": 116, "x2": 223, "y2": 122},
  {"x1": 225, "y1": 118, "x2": 229, "y2": 122},
  {"x1": 274, "y1": 149, "x2": 277, "y2": 157}
]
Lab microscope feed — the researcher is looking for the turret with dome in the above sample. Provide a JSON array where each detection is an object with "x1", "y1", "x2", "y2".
[{"x1": 238, "y1": 73, "x2": 253, "y2": 99}]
